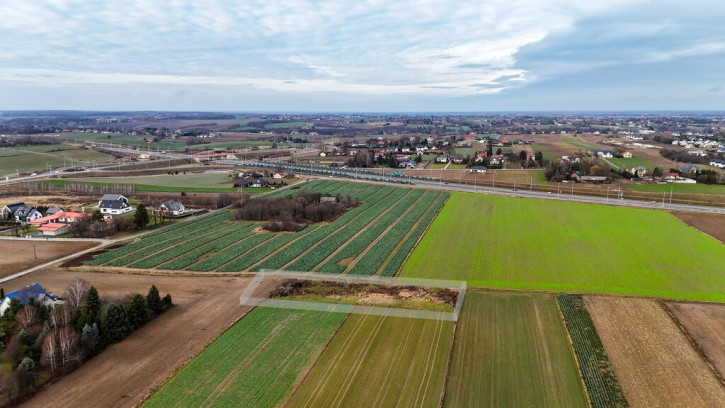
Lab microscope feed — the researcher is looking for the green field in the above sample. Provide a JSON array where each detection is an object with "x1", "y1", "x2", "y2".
[
  {"x1": 627, "y1": 182, "x2": 725, "y2": 196},
  {"x1": 286, "y1": 314, "x2": 453, "y2": 407},
  {"x1": 143, "y1": 307, "x2": 345, "y2": 408},
  {"x1": 72, "y1": 173, "x2": 234, "y2": 188},
  {"x1": 401, "y1": 193, "x2": 725, "y2": 302},
  {"x1": 444, "y1": 291, "x2": 587, "y2": 407},
  {"x1": 0, "y1": 144, "x2": 114, "y2": 175},
  {"x1": 601, "y1": 155, "x2": 656, "y2": 172},
  {"x1": 86, "y1": 181, "x2": 448, "y2": 274}
]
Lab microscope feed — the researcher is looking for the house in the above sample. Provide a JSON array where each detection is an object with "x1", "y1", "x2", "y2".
[
  {"x1": 234, "y1": 180, "x2": 250, "y2": 188},
  {"x1": 37, "y1": 222, "x2": 70, "y2": 236},
  {"x1": 680, "y1": 164, "x2": 702, "y2": 174},
  {"x1": 469, "y1": 166, "x2": 488, "y2": 173},
  {"x1": 160, "y1": 200, "x2": 186, "y2": 216},
  {"x1": 711, "y1": 159, "x2": 725, "y2": 169},
  {"x1": 630, "y1": 166, "x2": 647, "y2": 176},
  {"x1": 30, "y1": 211, "x2": 88, "y2": 227},
  {"x1": 2, "y1": 203, "x2": 43, "y2": 224},
  {"x1": 251, "y1": 179, "x2": 269, "y2": 188},
  {"x1": 578, "y1": 176, "x2": 608, "y2": 183},
  {"x1": 98, "y1": 194, "x2": 133, "y2": 215},
  {"x1": 320, "y1": 196, "x2": 337, "y2": 203},
  {"x1": 272, "y1": 172, "x2": 285, "y2": 179},
  {"x1": 451, "y1": 155, "x2": 465, "y2": 164},
  {"x1": 45, "y1": 207, "x2": 63, "y2": 216},
  {"x1": 435, "y1": 155, "x2": 448, "y2": 163},
  {"x1": 591, "y1": 150, "x2": 615, "y2": 158},
  {"x1": 622, "y1": 151, "x2": 633, "y2": 158},
  {"x1": 0, "y1": 283, "x2": 63, "y2": 316}
]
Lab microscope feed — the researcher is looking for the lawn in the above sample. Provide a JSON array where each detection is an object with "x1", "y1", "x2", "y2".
[
  {"x1": 627, "y1": 183, "x2": 725, "y2": 196},
  {"x1": 285, "y1": 314, "x2": 453, "y2": 407},
  {"x1": 401, "y1": 193, "x2": 725, "y2": 302},
  {"x1": 601, "y1": 155, "x2": 656, "y2": 172},
  {"x1": 142, "y1": 307, "x2": 345, "y2": 408},
  {"x1": 444, "y1": 291, "x2": 587, "y2": 407},
  {"x1": 488, "y1": 169, "x2": 547, "y2": 185}
]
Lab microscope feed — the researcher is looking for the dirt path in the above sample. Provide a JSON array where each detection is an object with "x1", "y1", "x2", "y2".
[
  {"x1": 18, "y1": 269, "x2": 276, "y2": 408},
  {"x1": 584, "y1": 296, "x2": 725, "y2": 408}
]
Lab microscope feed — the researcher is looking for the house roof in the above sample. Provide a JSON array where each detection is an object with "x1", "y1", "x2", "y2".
[
  {"x1": 100, "y1": 200, "x2": 128, "y2": 209},
  {"x1": 161, "y1": 200, "x2": 184, "y2": 211},
  {"x1": 38, "y1": 222, "x2": 69, "y2": 232},
  {"x1": 99, "y1": 194, "x2": 126, "y2": 201},
  {"x1": 4, "y1": 283, "x2": 50, "y2": 304},
  {"x1": 4, "y1": 202, "x2": 27, "y2": 212},
  {"x1": 46, "y1": 207, "x2": 63, "y2": 215}
]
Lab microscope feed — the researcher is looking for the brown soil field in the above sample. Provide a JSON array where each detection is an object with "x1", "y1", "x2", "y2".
[
  {"x1": 669, "y1": 211, "x2": 725, "y2": 243},
  {"x1": 667, "y1": 302, "x2": 725, "y2": 380},
  {"x1": 0, "y1": 193, "x2": 96, "y2": 211},
  {"x1": 0, "y1": 239, "x2": 99, "y2": 278},
  {"x1": 15, "y1": 269, "x2": 275, "y2": 408},
  {"x1": 584, "y1": 296, "x2": 725, "y2": 408}
]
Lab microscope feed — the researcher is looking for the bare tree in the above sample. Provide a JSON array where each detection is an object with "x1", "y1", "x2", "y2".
[
  {"x1": 16, "y1": 307, "x2": 38, "y2": 330},
  {"x1": 49, "y1": 306, "x2": 68, "y2": 330},
  {"x1": 64, "y1": 278, "x2": 89, "y2": 309},
  {"x1": 57, "y1": 327, "x2": 79, "y2": 366},
  {"x1": 42, "y1": 333, "x2": 57, "y2": 373}
]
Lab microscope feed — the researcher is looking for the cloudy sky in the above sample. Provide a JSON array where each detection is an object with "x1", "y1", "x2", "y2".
[{"x1": 1, "y1": 0, "x2": 724, "y2": 111}]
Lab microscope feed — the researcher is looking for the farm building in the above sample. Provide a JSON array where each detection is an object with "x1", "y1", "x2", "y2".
[
  {"x1": 30, "y1": 211, "x2": 89, "y2": 227},
  {"x1": 622, "y1": 151, "x2": 633, "y2": 158},
  {"x1": 469, "y1": 166, "x2": 488, "y2": 173},
  {"x1": 99, "y1": 194, "x2": 133, "y2": 215},
  {"x1": 0, "y1": 283, "x2": 63, "y2": 316},
  {"x1": 160, "y1": 200, "x2": 186, "y2": 216},
  {"x1": 37, "y1": 222, "x2": 71, "y2": 236}
]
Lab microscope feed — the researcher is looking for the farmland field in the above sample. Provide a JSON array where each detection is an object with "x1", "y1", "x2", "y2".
[
  {"x1": 87, "y1": 181, "x2": 448, "y2": 275},
  {"x1": 444, "y1": 291, "x2": 586, "y2": 408},
  {"x1": 0, "y1": 239, "x2": 99, "y2": 278},
  {"x1": 286, "y1": 314, "x2": 453, "y2": 407},
  {"x1": 667, "y1": 302, "x2": 725, "y2": 378},
  {"x1": 627, "y1": 183, "x2": 725, "y2": 196},
  {"x1": 584, "y1": 296, "x2": 725, "y2": 407},
  {"x1": 401, "y1": 193, "x2": 725, "y2": 302},
  {"x1": 143, "y1": 307, "x2": 345, "y2": 408},
  {"x1": 0, "y1": 144, "x2": 114, "y2": 175}
]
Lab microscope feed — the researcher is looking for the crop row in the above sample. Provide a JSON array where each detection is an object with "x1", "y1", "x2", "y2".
[
  {"x1": 188, "y1": 232, "x2": 276, "y2": 271},
  {"x1": 250, "y1": 186, "x2": 397, "y2": 271},
  {"x1": 284, "y1": 187, "x2": 411, "y2": 271},
  {"x1": 379, "y1": 192, "x2": 448, "y2": 277},
  {"x1": 137, "y1": 210, "x2": 231, "y2": 241},
  {"x1": 348, "y1": 190, "x2": 442, "y2": 275},
  {"x1": 218, "y1": 233, "x2": 301, "y2": 272},
  {"x1": 85, "y1": 211, "x2": 231, "y2": 265},
  {"x1": 557, "y1": 295, "x2": 628, "y2": 408},
  {"x1": 99, "y1": 219, "x2": 231, "y2": 267},
  {"x1": 316, "y1": 188, "x2": 426, "y2": 273},
  {"x1": 158, "y1": 224, "x2": 257, "y2": 270},
  {"x1": 126, "y1": 223, "x2": 246, "y2": 269}
]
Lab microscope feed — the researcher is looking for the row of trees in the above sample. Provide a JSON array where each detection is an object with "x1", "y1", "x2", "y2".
[{"x1": 0, "y1": 279, "x2": 172, "y2": 403}]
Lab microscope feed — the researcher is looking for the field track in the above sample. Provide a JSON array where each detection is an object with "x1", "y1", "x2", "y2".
[{"x1": 584, "y1": 296, "x2": 725, "y2": 408}]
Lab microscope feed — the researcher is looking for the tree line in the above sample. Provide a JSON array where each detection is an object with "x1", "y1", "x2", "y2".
[{"x1": 233, "y1": 192, "x2": 357, "y2": 231}]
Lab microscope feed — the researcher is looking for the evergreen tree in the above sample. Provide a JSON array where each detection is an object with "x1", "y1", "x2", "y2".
[
  {"x1": 85, "y1": 286, "x2": 101, "y2": 324},
  {"x1": 133, "y1": 204, "x2": 150, "y2": 230},
  {"x1": 0, "y1": 288, "x2": 4, "y2": 299},
  {"x1": 163, "y1": 293, "x2": 173, "y2": 309},
  {"x1": 80, "y1": 323, "x2": 100, "y2": 352},
  {"x1": 102, "y1": 304, "x2": 131, "y2": 344},
  {"x1": 146, "y1": 285, "x2": 163, "y2": 315},
  {"x1": 125, "y1": 294, "x2": 148, "y2": 329},
  {"x1": 17, "y1": 357, "x2": 36, "y2": 392}
]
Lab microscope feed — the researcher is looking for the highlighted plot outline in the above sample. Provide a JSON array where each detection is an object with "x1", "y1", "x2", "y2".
[{"x1": 240, "y1": 269, "x2": 466, "y2": 322}]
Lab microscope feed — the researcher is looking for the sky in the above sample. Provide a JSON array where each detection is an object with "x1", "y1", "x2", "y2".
[{"x1": 1, "y1": 0, "x2": 724, "y2": 112}]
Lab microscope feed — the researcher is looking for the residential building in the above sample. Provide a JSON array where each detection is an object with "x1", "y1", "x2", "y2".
[
  {"x1": 160, "y1": 200, "x2": 186, "y2": 216},
  {"x1": 98, "y1": 194, "x2": 133, "y2": 215}
]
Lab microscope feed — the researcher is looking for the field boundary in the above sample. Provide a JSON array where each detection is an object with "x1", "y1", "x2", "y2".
[{"x1": 240, "y1": 270, "x2": 466, "y2": 322}]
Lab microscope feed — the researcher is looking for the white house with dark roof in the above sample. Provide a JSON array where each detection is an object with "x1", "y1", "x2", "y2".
[
  {"x1": 160, "y1": 200, "x2": 186, "y2": 216},
  {"x1": 98, "y1": 194, "x2": 133, "y2": 215}
]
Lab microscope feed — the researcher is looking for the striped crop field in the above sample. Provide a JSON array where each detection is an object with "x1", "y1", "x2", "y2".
[
  {"x1": 285, "y1": 314, "x2": 454, "y2": 407},
  {"x1": 142, "y1": 307, "x2": 345, "y2": 408},
  {"x1": 444, "y1": 291, "x2": 587, "y2": 407},
  {"x1": 87, "y1": 180, "x2": 447, "y2": 275}
]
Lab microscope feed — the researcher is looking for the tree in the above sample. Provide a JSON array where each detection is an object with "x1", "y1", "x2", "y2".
[
  {"x1": 146, "y1": 285, "x2": 163, "y2": 315},
  {"x1": 65, "y1": 278, "x2": 89, "y2": 309},
  {"x1": 42, "y1": 332, "x2": 57, "y2": 373},
  {"x1": 85, "y1": 286, "x2": 101, "y2": 324},
  {"x1": 102, "y1": 303, "x2": 131, "y2": 344},
  {"x1": 69, "y1": 217, "x2": 91, "y2": 237},
  {"x1": 17, "y1": 357, "x2": 36, "y2": 392},
  {"x1": 80, "y1": 323, "x2": 99, "y2": 353},
  {"x1": 496, "y1": 148, "x2": 502, "y2": 155},
  {"x1": 57, "y1": 327, "x2": 79, "y2": 366},
  {"x1": 49, "y1": 306, "x2": 68, "y2": 330},
  {"x1": 125, "y1": 294, "x2": 148, "y2": 329},
  {"x1": 90, "y1": 209, "x2": 103, "y2": 223},
  {"x1": 163, "y1": 293, "x2": 173, "y2": 309},
  {"x1": 133, "y1": 203, "x2": 150, "y2": 230},
  {"x1": 519, "y1": 150, "x2": 527, "y2": 162},
  {"x1": 652, "y1": 167, "x2": 663, "y2": 177},
  {"x1": 16, "y1": 306, "x2": 38, "y2": 330}
]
